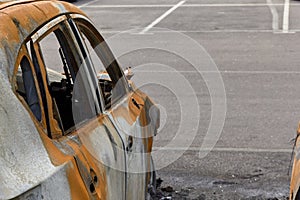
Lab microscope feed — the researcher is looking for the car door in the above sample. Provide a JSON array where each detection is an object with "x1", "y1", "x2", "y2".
[
  {"x1": 69, "y1": 15, "x2": 160, "y2": 199},
  {"x1": 28, "y1": 15, "x2": 127, "y2": 200}
]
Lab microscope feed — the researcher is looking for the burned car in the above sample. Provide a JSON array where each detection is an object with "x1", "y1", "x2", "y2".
[
  {"x1": 290, "y1": 125, "x2": 300, "y2": 200},
  {"x1": 0, "y1": 0, "x2": 159, "y2": 199}
]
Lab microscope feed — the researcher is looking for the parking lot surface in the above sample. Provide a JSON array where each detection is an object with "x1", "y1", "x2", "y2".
[{"x1": 75, "y1": 0, "x2": 300, "y2": 199}]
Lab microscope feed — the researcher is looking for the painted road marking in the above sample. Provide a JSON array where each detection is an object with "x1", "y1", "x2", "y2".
[
  {"x1": 84, "y1": 2, "x2": 297, "y2": 34},
  {"x1": 83, "y1": 3, "x2": 300, "y2": 8},
  {"x1": 78, "y1": 0, "x2": 98, "y2": 8},
  {"x1": 283, "y1": 0, "x2": 290, "y2": 33},
  {"x1": 132, "y1": 70, "x2": 300, "y2": 74},
  {"x1": 84, "y1": 5, "x2": 174, "y2": 8},
  {"x1": 139, "y1": 1, "x2": 185, "y2": 34},
  {"x1": 100, "y1": 29, "x2": 280, "y2": 33},
  {"x1": 153, "y1": 147, "x2": 292, "y2": 153},
  {"x1": 266, "y1": 0, "x2": 279, "y2": 32},
  {"x1": 100, "y1": 29, "x2": 300, "y2": 34}
]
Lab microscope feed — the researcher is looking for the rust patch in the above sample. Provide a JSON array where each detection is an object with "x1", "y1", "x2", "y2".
[
  {"x1": 66, "y1": 159, "x2": 90, "y2": 200},
  {"x1": 80, "y1": 146, "x2": 107, "y2": 200},
  {"x1": 290, "y1": 124, "x2": 300, "y2": 199},
  {"x1": 0, "y1": 0, "x2": 86, "y2": 81},
  {"x1": 290, "y1": 157, "x2": 300, "y2": 200}
]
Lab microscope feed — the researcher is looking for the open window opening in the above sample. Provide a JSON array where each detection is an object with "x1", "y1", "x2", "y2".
[
  {"x1": 38, "y1": 30, "x2": 76, "y2": 133},
  {"x1": 15, "y1": 56, "x2": 42, "y2": 122},
  {"x1": 74, "y1": 19, "x2": 129, "y2": 110},
  {"x1": 36, "y1": 23, "x2": 101, "y2": 136}
]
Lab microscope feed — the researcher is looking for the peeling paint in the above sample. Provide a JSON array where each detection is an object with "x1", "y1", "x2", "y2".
[
  {"x1": 0, "y1": 1, "x2": 159, "y2": 199},
  {"x1": 290, "y1": 124, "x2": 300, "y2": 200}
]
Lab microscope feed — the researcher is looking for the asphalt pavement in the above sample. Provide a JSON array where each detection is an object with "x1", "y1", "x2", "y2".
[{"x1": 74, "y1": 0, "x2": 300, "y2": 199}]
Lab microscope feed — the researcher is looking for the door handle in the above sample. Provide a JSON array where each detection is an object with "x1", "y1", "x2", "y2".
[
  {"x1": 131, "y1": 97, "x2": 140, "y2": 109},
  {"x1": 126, "y1": 136, "x2": 133, "y2": 152}
]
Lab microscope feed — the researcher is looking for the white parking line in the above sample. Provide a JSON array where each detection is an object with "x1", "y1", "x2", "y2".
[
  {"x1": 84, "y1": 5, "x2": 173, "y2": 8},
  {"x1": 182, "y1": 3, "x2": 293, "y2": 7},
  {"x1": 83, "y1": 3, "x2": 300, "y2": 8},
  {"x1": 266, "y1": 0, "x2": 279, "y2": 32},
  {"x1": 133, "y1": 70, "x2": 300, "y2": 74},
  {"x1": 157, "y1": 29, "x2": 274, "y2": 33},
  {"x1": 152, "y1": 147, "x2": 292, "y2": 153},
  {"x1": 77, "y1": 0, "x2": 98, "y2": 8},
  {"x1": 101, "y1": 29, "x2": 300, "y2": 34},
  {"x1": 139, "y1": 1, "x2": 185, "y2": 34},
  {"x1": 283, "y1": 0, "x2": 290, "y2": 33},
  {"x1": 102, "y1": 29, "x2": 275, "y2": 33}
]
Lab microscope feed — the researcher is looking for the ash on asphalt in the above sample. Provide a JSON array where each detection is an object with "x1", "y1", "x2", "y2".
[
  {"x1": 151, "y1": 151, "x2": 291, "y2": 200},
  {"x1": 153, "y1": 177, "x2": 289, "y2": 200}
]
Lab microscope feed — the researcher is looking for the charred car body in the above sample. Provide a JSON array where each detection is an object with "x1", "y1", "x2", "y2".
[
  {"x1": 290, "y1": 125, "x2": 300, "y2": 200},
  {"x1": 0, "y1": 0, "x2": 159, "y2": 199}
]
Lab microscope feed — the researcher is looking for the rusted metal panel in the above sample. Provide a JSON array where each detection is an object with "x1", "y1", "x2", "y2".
[
  {"x1": 290, "y1": 125, "x2": 300, "y2": 200},
  {"x1": 0, "y1": 72, "x2": 62, "y2": 199},
  {"x1": 77, "y1": 116, "x2": 126, "y2": 200},
  {"x1": 109, "y1": 87, "x2": 159, "y2": 200},
  {"x1": 0, "y1": 0, "x2": 85, "y2": 83}
]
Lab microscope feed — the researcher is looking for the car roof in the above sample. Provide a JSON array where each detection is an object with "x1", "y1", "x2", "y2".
[{"x1": 0, "y1": 0, "x2": 85, "y2": 83}]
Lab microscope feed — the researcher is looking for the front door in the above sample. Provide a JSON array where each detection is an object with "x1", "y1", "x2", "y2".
[{"x1": 69, "y1": 15, "x2": 157, "y2": 199}]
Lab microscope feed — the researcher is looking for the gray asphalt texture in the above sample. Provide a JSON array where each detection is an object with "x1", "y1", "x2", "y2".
[{"x1": 74, "y1": 0, "x2": 300, "y2": 199}]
